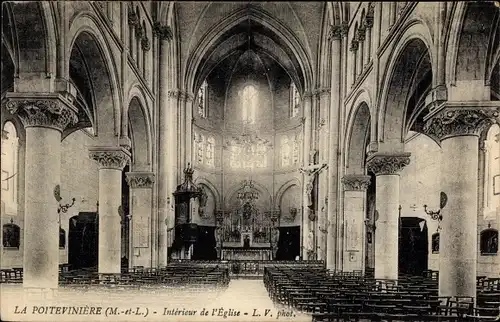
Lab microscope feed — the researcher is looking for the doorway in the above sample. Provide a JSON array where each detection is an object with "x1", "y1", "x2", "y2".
[
  {"x1": 276, "y1": 226, "x2": 300, "y2": 260},
  {"x1": 399, "y1": 217, "x2": 428, "y2": 276},
  {"x1": 192, "y1": 225, "x2": 217, "y2": 260},
  {"x1": 68, "y1": 212, "x2": 98, "y2": 270}
]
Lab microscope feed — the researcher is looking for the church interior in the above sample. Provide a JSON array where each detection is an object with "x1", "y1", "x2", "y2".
[{"x1": 1, "y1": 1, "x2": 499, "y2": 321}]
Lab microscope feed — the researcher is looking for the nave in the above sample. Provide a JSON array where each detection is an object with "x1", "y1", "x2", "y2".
[{"x1": 2, "y1": 262, "x2": 499, "y2": 321}]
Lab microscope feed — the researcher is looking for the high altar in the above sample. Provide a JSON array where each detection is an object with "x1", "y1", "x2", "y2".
[{"x1": 215, "y1": 180, "x2": 279, "y2": 260}]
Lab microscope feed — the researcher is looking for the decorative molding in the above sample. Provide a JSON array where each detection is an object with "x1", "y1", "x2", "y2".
[
  {"x1": 5, "y1": 95, "x2": 78, "y2": 132},
  {"x1": 128, "y1": 11, "x2": 139, "y2": 26},
  {"x1": 341, "y1": 21, "x2": 349, "y2": 38},
  {"x1": 313, "y1": 88, "x2": 331, "y2": 98},
  {"x1": 153, "y1": 22, "x2": 172, "y2": 40},
  {"x1": 357, "y1": 26, "x2": 366, "y2": 41},
  {"x1": 135, "y1": 24, "x2": 143, "y2": 39},
  {"x1": 366, "y1": 152, "x2": 411, "y2": 175},
  {"x1": 141, "y1": 37, "x2": 150, "y2": 51},
  {"x1": 88, "y1": 146, "x2": 131, "y2": 170},
  {"x1": 126, "y1": 172, "x2": 155, "y2": 188},
  {"x1": 168, "y1": 90, "x2": 194, "y2": 102},
  {"x1": 350, "y1": 39, "x2": 359, "y2": 52},
  {"x1": 342, "y1": 175, "x2": 371, "y2": 191},
  {"x1": 423, "y1": 105, "x2": 500, "y2": 142},
  {"x1": 328, "y1": 24, "x2": 342, "y2": 41}
]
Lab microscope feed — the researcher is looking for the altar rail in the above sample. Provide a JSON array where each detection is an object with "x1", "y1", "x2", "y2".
[{"x1": 169, "y1": 260, "x2": 325, "y2": 277}]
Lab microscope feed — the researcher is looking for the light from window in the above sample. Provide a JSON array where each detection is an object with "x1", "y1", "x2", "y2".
[
  {"x1": 1, "y1": 122, "x2": 18, "y2": 214},
  {"x1": 290, "y1": 82, "x2": 300, "y2": 118},
  {"x1": 240, "y1": 85, "x2": 257, "y2": 123},
  {"x1": 198, "y1": 80, "x2": 208, "y2": 118},
  {"x1": 206, "y1": 136, "x2": 215, "y2": 166}
]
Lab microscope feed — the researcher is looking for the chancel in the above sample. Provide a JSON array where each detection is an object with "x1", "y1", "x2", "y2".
[{"x1": 1, "y1": 1, "x2": 500, "y2": 321}]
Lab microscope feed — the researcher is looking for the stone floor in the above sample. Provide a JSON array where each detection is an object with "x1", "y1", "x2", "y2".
[{"x1": 0, "y1": 280, "x2": 311, "y2": 322}]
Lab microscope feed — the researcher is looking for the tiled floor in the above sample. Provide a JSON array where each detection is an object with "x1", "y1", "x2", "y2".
[{"x1": 0, "y1": 280, "x2": 311, "y2": 322}]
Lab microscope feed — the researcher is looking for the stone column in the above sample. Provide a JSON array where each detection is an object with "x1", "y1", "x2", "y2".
[
  {"x1": 326, "y1": 24, "x2": 343, "y2": 270},
  {"x1": 155, "y1": 24, "x2": 172, "y2": 267},
  {"x1": 89, "y1": 147, "x2": 130, "y2": 274},
  {"x1": 6, "y1": 95, "x2": 78, "y2": 290},
  {"x1": 367, "y1": 153, "x2": 410, "y2": 280},
  {"x1": 126, "y1": 172, "x2": 155, "y2": 268},
  {"x1": 301, "y1": 94, "x2": 313, "y2": 259},
  {"x1": 424, "y1": 104, "x2": 499, "y2": 299},
  {"x1": 341, "y1": 175, "x2": 371, "y2": 273},
  {"x1": 350, "y1": 40, "x2": 359, "y2": 85},
  {"x1": 357, "y1": 27, "x2": 366, "y2": 77}
]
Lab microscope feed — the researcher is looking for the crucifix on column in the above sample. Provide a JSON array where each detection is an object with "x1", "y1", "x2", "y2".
[{"x1": 299, "y1": 151, "x2": 328, "y2": 259}]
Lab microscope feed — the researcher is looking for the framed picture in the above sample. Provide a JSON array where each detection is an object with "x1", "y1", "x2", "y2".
[{"x1": 494, "y1": 175, "x2": 500, "y2": 195}]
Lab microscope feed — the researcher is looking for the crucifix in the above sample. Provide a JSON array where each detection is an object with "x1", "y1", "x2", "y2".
[{"x1": 299, "y1": 162, "x2": 328, "y2": 209}]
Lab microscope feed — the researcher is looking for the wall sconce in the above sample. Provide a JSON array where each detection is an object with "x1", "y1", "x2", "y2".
[
  {"x1": 54, "y1": 185, "x2": 76, "y2": 225},
  {"x1": 424, "y1": 191, "x2": 448, "y2": 223}
]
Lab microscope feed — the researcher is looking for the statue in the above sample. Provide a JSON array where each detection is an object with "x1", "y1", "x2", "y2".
[
  {"x1": 307, "y1": 229, "x2": 314, "y2": 252},
  {"x1": 271, "y1": 227, "x2": 280, "y2": 258}
]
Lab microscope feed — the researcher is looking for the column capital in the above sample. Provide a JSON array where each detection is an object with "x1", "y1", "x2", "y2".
[
  {"x1": 366, "y1": 152, "x2": 411, "y2": 175},
  {"x1": 168, "y1": 89, "x2": 194, "y2": 102},
  {"x1": 350, "y1": 39, "x2": 359, "y2": 52},
  {"x1": 341, "y1": 174, "x2": 371, "y2": 191},
  {"x1": 340, "y1": 21, "x2": 349, "y2": 38},
  {"x1": 328, "y1": 24, "x2": 343, "y2": 41},
  {"x1": 357, "y1": 26, "x2": 366, "y2": 41},
  {"x1": 153, "y1": 22, "x2": 172, "y2": 41},
  {"x1": 5, "y1": 93, "x2": 78, "y2": 132},
  {"x1": 313, "y1": 87, "x2": 331, "y2": 98},
  {"x1": 89, "y1": 146, "x2": 130, "y2": 170},
  {"x1": 423, "y1": 103, "x2": 500, "y2": 142},
  {"x1": 126, "y1": 172, "x2": 155, "y2": 189},
  {"x1": 141, "y1": 37, "x2": 151, "y2": 51}
]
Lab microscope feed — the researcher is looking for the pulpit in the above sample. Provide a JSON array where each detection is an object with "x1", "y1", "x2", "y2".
[{"x1": 173, "y1": 164, "x2": 201, "y2": 258}]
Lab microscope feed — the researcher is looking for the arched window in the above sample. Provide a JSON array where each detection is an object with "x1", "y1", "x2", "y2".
[
  {"x1": 194, "y1": 133, "x2": 205, "y2": 163},
  {"x1": 292, "y1": 135, "x2": 300, "y2": 164},
  {"x1": 59, "y1": 228, "x2": 66, "y2": 249},
  {"x1": 240, "y1": 85, "x2": 257, "y2": 123},
  {"x1": 281, "y1": 136, "x2": 290, "y2": 167},
  {"x1": 484, "y1": 124, "x2": 499, "y2": 220},
  {"x1": 2, "y1": 222, "x2": 20, "y2": 248},
  {"x1": 230, "y1": 141, "x2": 241, "y2": 168},
  {"x1": 290, "y1": 82, "x2": 300, "y2": 118},
  {"x1": 480, "y1": 228, "x2": 498, "y2": 255},
  {"x1": 431, "y1": 232, "x2": 439, "y2": 254},
  {"x1": 1, "y1": 122, "x2": 19, "y2": 216},
  {"x1": 197, "y1": 80, "x2": 208, "y2": 118},
  {"x1": 206, "y1": 136, "x2": 215, "y2": 166}
]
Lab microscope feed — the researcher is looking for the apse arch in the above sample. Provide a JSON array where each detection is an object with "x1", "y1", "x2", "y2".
[
  {"x1": 127, "y1": 91, "x2": 152, "y2": 172},
  {"x1": 67, "y1": 13, "x2": 122, "y2": 140},
  {"x1": 194, "y1": 177, "x2": 221, "y2": 208},
  {"x1": 224, "y1": 180, "x2": 272, "y2": 209},
  {"x1": 274, "y1": 178, "x2": 301, "y2": 210},
  {"x1": 377, "y1": 20, "x2": 435, "y2": 148},
  {"x1": 184, "y1": 7, "x2": 313, "y2": 96}
]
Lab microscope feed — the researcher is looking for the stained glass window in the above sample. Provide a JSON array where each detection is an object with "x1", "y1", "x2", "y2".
[
  {"x1": 484, "y1": 124, "x2": 500, "y2": 220},
  {"x1": 241, "y1": 85, "x2": 257, "y2": 123},
  {"x1": 198, "y1": 80, "x2": 208, "y2": 118},
  {"x1": 194, "y1": 133, "x2": 205, "y2": 164},
  {"x1": 281, "y1": 136, "x2": 290, "y2": 167},
  {"x1": 290, "y1": 82, "x2": 300, "y2": 118},
  {"x1": 206, "y1": 136, "x2": 215, "y2": 166},
  {"x1": 292, "y1": 136, "x2": 300, "y2": 164}
]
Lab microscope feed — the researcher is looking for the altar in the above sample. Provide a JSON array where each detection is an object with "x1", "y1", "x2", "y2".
[{"x1": 221, "y1": 246, "x2": 272, "y2": 260}]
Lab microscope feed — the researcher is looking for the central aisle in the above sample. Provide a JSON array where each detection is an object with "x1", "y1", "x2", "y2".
[{"x1": 210, "y1": 279, "x2": 311, "y2": 322}]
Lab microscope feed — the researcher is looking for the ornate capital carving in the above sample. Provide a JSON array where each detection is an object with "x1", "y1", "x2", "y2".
[
  {"x1": 313, "y1": 87, "x2": 331, "y2": 98},
  {"x1": 126, "y1": 172, "x2": 155, "y2": 188},
  {"x1": 128, "y1": 11, "x2": 139, "y2": 26},
  {"x1": 350, "y1": 39, "x2": 359, "y2": 52},
  {"x1": 5, "y1": 94, "x2": 78, "y2": 132},
  {"x1": 89, "y1": 146, "x2": 130, "y2": 170},
  {"x1": 341, "y1": 21, "x2": 349, "y2": 38},
  {"x1": 328, "y1": 24, "x2": 342, "y2": 41},
  {"x1": 135, "y1": 25, "x2": 143, "y2": 39},
  {"x1": 342, "y1": 175, "x2": 371, "y2": 191},
  {"x1": 357, "y1": 26, "x2": 366, "y2": 41},
  {"x1": 366, "y1": 152, "x2": 411, "y2": 175},
  {"x1": 423, "y1": 105, "x2": 500, "y2": 142},
  {"x1": 153, "y1": 22, "x2": 172, "y2": 41},
  {"x1": 167, "y1": 90, "x2": 194, "y2": 102},
  {"x1": 141, "y1": 37, "x2": 150, "y2": 51}
]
